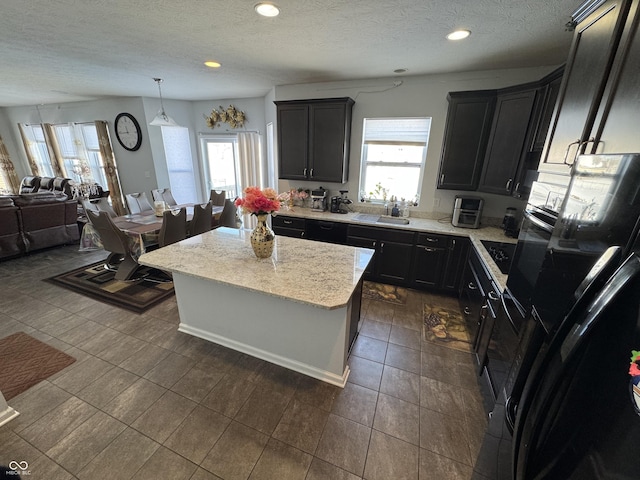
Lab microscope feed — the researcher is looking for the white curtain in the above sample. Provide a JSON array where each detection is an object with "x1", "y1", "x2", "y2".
[{"x1": 237, "y1": 132, "x2": 264, "y2": 228}]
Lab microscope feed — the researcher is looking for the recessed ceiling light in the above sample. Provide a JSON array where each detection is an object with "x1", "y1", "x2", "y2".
[
  {"x1": 255, "y1": 2, "x2": 280, "y2": 17},
  {"x1": 204, "y1": 61, "x2": 221, "y2": 68},
  {"x1": 446, "y1": 29, "x2": 471, "y2": 40}
]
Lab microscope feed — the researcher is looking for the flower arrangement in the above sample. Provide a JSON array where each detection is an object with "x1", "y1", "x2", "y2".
[
  {"x1": 205, "y1": 105, "x2": 246, "y2": 129},
  {"x1": 234, "y1": 187, "x2": 281, "y2": 215},
  {"x1": 278, "y1": 188, "x2": 310, "y2": 209},
  {"x1": 630, "y1": 350, "x2": 640, "y2": 377}
]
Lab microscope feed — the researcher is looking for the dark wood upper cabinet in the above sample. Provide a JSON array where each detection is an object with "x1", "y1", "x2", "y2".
[
  {"x1": 275, "y1": 97, "x2": 354, "y2": 183},
  {"x1": 591, "y1": 0, "x2": 640, "y2": 154},
  {"x1": 539, "y1": 0, "x2": 633, "y2": 173},
  {"x1": 478, "y1": 88, "x2": 537, "y2": 196},
  {"x1": 437, "y1": 91, "x2": 496, "y2": 191}
]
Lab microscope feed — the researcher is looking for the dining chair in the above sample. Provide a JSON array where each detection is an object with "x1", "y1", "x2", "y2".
[
  {"x1": 80, "y1": 198, "x2": 100, "y2": 218},
  {"x1": 189, "y1": 201, "x2": 213, "y2": 236},
  {"x1": 158, "y1": 207, "x2": 188, "y2": 247},
  {"x1": 126, "y1": 192, "x2": 154, "y2": 215},
  {"x1": 152, "y1": 188, "x2": 178, "y2": 207},
  {"x1": 87, "y1": 210, "x2": 143, "y2": 281},
  {"x1": 209, "y1": 189, "x2": 226, "y2": 206},
  {"x1": 218, "y1": 199, "x2": 238, "y2": 228}
]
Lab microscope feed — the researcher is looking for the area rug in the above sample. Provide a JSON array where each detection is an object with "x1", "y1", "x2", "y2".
[
  {"x1": 362, "y1": 281, "x2": 407, "y2": 305},
  {"x1": 47, "y1": 260, "x2": 174, "y2": 314},
  {"x1": 0, "y1": 332, "x2": 76, "y2": 400},
  {"x1": 423, "y1": 303, "x2": 473, "y2": 352}
]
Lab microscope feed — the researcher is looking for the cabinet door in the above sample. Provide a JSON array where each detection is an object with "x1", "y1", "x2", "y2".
[
  {"x1": 531, "y1": 69, "x2": 563, "y2": 152},
  {"x1": 479, "y1": 89, "x2": 537, "y2": 195},
  {"x1": 540, "y1": 0, "x2": 632, "y2": 173},
  {"x1": 377, "y1": 240, "x2": 414, "y2": 284},
  {"x1": 412, "y1": 244, "x2": 447, "y2": 288},
  {"x1": 437, "y1": 91, "x2": 496, "y2": 190},
  {"x1": 346, "y1": 235, "x2": 377, "y2": 278},
  {"x1": 277, "y1": 104, "x2": 309, "y2": 180},
  {"x1": 309, "y1": 102, "x2": 352, "y2": 183},
  {"x1": 459, "y1": 259, "x2": 485, "y2": 343},
  {"x1": 441, "y1": 237, "x2": 470, "y2": 292},
  {"x1": 591, "y1": 1, "x2": 640, "y2": 153}
]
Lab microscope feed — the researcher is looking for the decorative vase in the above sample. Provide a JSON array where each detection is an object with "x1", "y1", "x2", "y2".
[{"x1": 250, "y1": 213, "x2": 275, "y2": 258}]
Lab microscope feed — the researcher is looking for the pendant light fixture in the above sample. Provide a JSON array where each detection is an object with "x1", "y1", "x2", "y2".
[{"x1": 149, "y1": 78, "x2": 181, "y2": 127}]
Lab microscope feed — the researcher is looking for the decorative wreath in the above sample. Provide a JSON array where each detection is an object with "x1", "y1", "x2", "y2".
[{"x1": 205, "y1": 105, "x2": 246, "y2": 129}]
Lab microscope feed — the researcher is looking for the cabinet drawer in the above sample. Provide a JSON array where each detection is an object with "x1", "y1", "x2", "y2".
[
  {"x1": 347, "y1": 225, "x2": 379, "y2": 239},
  {"x1": 416, "y1": 232, "x2": 448, "y2": 248},
  {"x1": 272, "y1": 216, "x2": 305, "y2": 230}
]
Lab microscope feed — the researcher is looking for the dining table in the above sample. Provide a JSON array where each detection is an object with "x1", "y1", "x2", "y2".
[{"x1": 80, "y1": 204, "x2": 224, "y2": 256}]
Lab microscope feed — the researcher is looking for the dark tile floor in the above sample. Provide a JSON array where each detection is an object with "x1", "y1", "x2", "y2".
[{"x1": 0, "y1": 245, "x2": 486, "y2": 479}]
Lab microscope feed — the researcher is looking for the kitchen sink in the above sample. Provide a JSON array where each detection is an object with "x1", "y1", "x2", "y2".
[
  {"x1": 354, "y1": 213, "x2": 410, "y2": 225},
  {"x1": 377, "y1": 215, "x2": 410, "y2": 225}
]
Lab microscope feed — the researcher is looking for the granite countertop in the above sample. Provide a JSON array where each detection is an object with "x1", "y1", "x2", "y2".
[
  {"x1": 275, "y1": 208, "x2": 516, "y2": 291},
  {"x1": 138, "y1": 227, "x2": 374, "y2": 310}
]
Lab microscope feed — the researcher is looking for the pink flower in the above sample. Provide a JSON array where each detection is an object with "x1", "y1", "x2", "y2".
[
  {"x1": 630, "y1": 362, "x2": 640, "y2": 377},
  {"x1": 235, "y1": 186, "x2": 281, "y2": 215}
]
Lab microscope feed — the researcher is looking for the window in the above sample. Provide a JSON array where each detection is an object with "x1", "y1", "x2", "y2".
[
  {"x1": 161, "y1": 126, "x2": 198, "y2": 204},
  {"x1": 359, "y1": 117, "x2": 431, "y2": 204},
  {"x1": 200, "y1": 135, "x2": 240, "y2": 199},
  {"x1": 20, "y1": 124, "x2": 55, "y2": 177},
  {"x1": 53, "y1": 123, "x2": 108, "y2": 188}
]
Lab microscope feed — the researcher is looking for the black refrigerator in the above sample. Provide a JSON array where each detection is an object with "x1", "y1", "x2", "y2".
[
  {"x1": 512, "y1": 251, "x2": 640, "y2": 479},
  {"x1": 473, "y1": 153, "x2": 640, "y2": 479}
]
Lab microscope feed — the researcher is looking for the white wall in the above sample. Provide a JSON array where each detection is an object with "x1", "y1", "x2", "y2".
[
  {"x1": 0, "y1": 64, "x2": 560, "y2": 220},
  {"x1": 274, "y1": 65, "x2": 560, "y2": 220}
]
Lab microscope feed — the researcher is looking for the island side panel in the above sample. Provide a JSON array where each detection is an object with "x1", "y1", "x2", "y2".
[{"x1": 172, "y1": 272, "x2": 352, "y2": 387}]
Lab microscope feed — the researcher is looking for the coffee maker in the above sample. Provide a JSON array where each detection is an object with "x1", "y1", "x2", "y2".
[
  {"x1": 330, "y1": 190, "x2": 352, "y2": 214},
  {"x1": 311, "y1": 188, "x2": 328, "y2": 211},
  {"x1": 502, "y1": 207, "x2": 519, "y2": 237}
]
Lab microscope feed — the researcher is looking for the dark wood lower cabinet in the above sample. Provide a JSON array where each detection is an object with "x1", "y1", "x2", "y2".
[
  {"x1": 412, "y1": 234, "x2": 469, "y2": 292},
  {"x1": 377, "y1": 240, "x2": 414, "y2": 284},
  {"x1": 412, "y1": 244, "x2": 447, "y2": 288},
  {"x1": 275, "y1": 216, "x2": 471, "y2": 292}
]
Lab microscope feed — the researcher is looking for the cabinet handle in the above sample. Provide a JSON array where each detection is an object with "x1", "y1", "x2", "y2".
[
  {"x1": 450, "y1": 239, "x2": 456, "y2": 251},
  {"x1": 479, "y1": 304, "x2": 488, "y2": 324},
  {"x1": 425, "y1": 237, "x2": 438, "y2": 243},
  {"x1": 303, "y1": 168, "x2": 307, "y2": 176},
  {"x1": 468, "y1": 282, "x2": 477, "y2": 290},
  {"x1": 514, "y1": 182, "x2": 520, "y2": 193},
  {"x1": 505, "y1": 179, "x2": 513, "y2": 191},
  {"x1": 580, "y1": 137, "x2": 599, "y2": 155},
  {"x1": 310, "y1": 168, "x2": 314, "y2": 178},
  {"x1": 418, "y1": 246, "x2": 437, "y2": 252},
  {"x1": 372, "y1": 240, "x2": 377, "y2": 248},
  {"x1": 463, "y1": 306, "x2": 471, "y2": 315},
  {"x1": 301, "y1": 231, "x2": 305, "y2": 238},
  {"x1": 440, "y1": 174, "x2": 445, "y2": 185},
  {"x1": 488, "y1": 291, "x2": 500, "y2": 301},
  {"x1": 563, "y1": 139, "x2": 581, "y2": 166},
  {"x1": 380, "y1": 242, "x2": 384, "y2": 253},
  {"x1": 283, "y1": 219, "x2": 293, "y2": 225}
]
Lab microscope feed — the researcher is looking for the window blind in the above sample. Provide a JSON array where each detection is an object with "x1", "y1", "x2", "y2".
[{"x1": 363, "y1": 117, "x2": 431, "y2": 145}]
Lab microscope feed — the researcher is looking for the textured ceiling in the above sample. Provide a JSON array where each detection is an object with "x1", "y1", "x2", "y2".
[{"x1": 0, "y1": 0, "x2": 580, "y2": 107}]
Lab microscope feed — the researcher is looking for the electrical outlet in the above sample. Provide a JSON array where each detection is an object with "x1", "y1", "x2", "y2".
[{"x1": 433, "y1": 198, "x2": 440, "y2": 208}]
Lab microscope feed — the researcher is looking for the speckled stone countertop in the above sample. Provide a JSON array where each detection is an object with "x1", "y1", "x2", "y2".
[
  {"x1": 275, "y1": 208, "x2": 516, "y2": 291},
  {"x1": 138, "y1": 227, "x2": 374, "y2": 310}
]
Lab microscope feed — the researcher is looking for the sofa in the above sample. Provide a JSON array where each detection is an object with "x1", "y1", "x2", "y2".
[{"x1": 0, "y1": 192, "x2": 80, "y2": 260}]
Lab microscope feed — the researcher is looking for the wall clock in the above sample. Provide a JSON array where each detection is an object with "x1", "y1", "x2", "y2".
[{"x1": 114, "y1": 112, "x2": 142, "y2": 151}]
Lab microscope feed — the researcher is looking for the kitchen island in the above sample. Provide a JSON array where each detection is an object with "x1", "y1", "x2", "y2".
[{"x1": 138, "y1": 227, "x2": 374, "y2": 386}]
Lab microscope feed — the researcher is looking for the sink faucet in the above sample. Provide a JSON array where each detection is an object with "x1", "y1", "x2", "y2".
[{"x1": 384, "y1": 203, "x2": 389, "y2": 215}]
